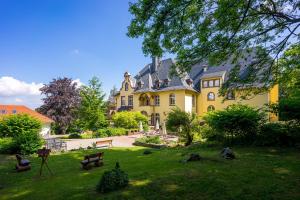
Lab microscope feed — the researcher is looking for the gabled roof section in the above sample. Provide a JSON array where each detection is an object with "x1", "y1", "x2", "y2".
[
  {"x1": 123, "y1": 49, "x2": 270, "y2": 94},
  {"x1": 0, "y1": 105, "x2": 54, "y2": 124}
]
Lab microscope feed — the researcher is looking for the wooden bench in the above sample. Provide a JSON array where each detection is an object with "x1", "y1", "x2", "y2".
[
  {"x1": 80, "y1": 152, "x2": 104, "y2": 170},
  {"x1": 15, "y1": 154, "x2": 31, "y2": 172},
  {"x1": 96, "y1": 140, "x2": 113, "y2": 148}
]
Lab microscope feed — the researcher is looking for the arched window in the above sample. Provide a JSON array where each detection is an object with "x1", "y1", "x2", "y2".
[
  {"x1": 169, "y1": 93, "x2": 176, "y2": 106},
  {"x1": 207, "y1": 92, "x2": 215, "y2": 101},
  {"x1": 207, "y1": 105, "x2": 215, "y2": 112},
  {"x1": 125, "y1": 83, "x2": 129, "y2": 91}
]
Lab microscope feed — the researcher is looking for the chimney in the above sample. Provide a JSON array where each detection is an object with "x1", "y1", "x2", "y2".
[
  {"x1": 203, "y1": 64, "x2": 208, "y2": 72},
  {"x1": 151, "y1": 57, "x2": 160, "y2": 73}
]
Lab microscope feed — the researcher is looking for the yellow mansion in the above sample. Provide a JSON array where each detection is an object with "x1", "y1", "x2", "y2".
[{"x1": 114, "y1": 57, "x2": 278, "y2": 126}]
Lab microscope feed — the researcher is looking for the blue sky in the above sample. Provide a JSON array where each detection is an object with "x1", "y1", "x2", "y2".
[{"x1": 0, "y1": 0, "x2": 167, "y2": 108}]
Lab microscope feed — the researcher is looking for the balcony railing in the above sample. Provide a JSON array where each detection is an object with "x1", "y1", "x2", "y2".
[{"x1": 117, "y1": 106, "x2": 133, "y2": 112}]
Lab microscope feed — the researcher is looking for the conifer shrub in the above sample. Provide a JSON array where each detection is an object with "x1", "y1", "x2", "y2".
[{"x1": 96, "y1": 162, "x2": 129, "y2": 193}]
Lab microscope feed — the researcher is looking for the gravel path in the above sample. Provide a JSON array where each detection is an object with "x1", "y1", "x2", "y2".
[{"x1": 60, "y1": 134, "x2": 143, "y2": 150}]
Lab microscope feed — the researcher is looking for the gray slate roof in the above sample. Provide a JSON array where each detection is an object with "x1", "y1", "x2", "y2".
[{"x1": 123, "y1": 51, "x2": 268, "y2": 94}]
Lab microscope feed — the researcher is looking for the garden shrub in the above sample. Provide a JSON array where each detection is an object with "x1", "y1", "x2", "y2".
[
  {"x1": 106, "y1": 127, "x2": 127, "y2": 136},
  {"x1": 204, "y1": 104, "x2": 265, "y2": 144},
  {"x1": 93, "y1": 127, "x2": 127, "y2": 138},
  {"x1": 96, "y1": 162, "x2": 129, "y2": 193},
  {"x1": 166, "y1": 107, "x2": 200, "y2": 146},
  {"x1": 0, "y1": 114, "x2": 43, "y2": 154},
  {"x1": 93, "y1": 129, "x2": 109, "y2": 138},
  {"x1": 135, "y1": 136, "x2": 162, "y2": 144},
  {"x1": 0, "y1": 137, "x2": 17, "y2": 154},
  {"x1": 112, "y1": 111, "x2": 148, "y2": 129},
  {"x1": 256, "y1": 121, "x2": 300, "y2": 146}
]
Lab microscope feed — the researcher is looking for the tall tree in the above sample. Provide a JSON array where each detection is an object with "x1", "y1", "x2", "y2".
[
  {"x1": 128, "y1": 0, "x2": 300, "y2": 92},
  {"x1": 277, "y1": 44, "x2": 300, "y2": 97},
  {"x1": 276, "y1": 44, "x2": 300, "y2": 120},
  {"x1": 38, "y1": 77, "x2": 80, "y2": 134},
  {"x1": 76, "y1": 77, "x2": 107, "y2": 131}
]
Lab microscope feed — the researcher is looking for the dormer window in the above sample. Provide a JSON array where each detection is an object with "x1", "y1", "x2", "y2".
[
  {"x1": 186, "y1": 79, "x2": 193, "y2": 86},
  {"x1": 125, "y1": 83, "x2": 129, "y2": 91},
  {"x1": 164, "y1": 78, "x2": 170, "y2": 86},
  {"x1": 155, "y1": 80, "x2": 161, "y2": 89},
  {"x1": 137, "y1": 81, "x2": 144, "y2": 89},
  {"x1": 202, "y1": 79, "x2": 220, "y2": 88},
  {"x1": 226, "y1": 90, "x2": 235, "y2": 100}
]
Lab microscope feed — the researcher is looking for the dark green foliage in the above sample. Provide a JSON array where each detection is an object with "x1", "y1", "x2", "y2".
[
  {"x1": 166, "y1": 107, "x2": 200, "y2": 146},
  {"x1": 279, "y1": 90, "x2": 300, "y2": 121},
  {"x1": 0, "y1": 114, "x2": 43, "y2": 154},
  {"x1": 68, "y1": 133, "x2": 82, "y2": 139},
  {"x1": 0, "y1": 138, "x2": 17, "y2": 154},
  {"x1": 96, "y1": 162, "x2": 129, "y2": 193},
  {"x1": 143, "y1": 150, "x2": 152, "y2": 155},
  {"x1": 277, "y1": 44, "x2": 300, "y2": 121},
  {"x1": 256, "y1": 121, "x2": 300, "y2": 146},
  {"x1": 204, "y1": 104, "x2": 265, "y2": 144},
  {"x1": 112, "y1": 111, "x2": 148, "y2": 129},
  {"x1": 128, "y1": 0, "x2": 299, "y2": 93}
]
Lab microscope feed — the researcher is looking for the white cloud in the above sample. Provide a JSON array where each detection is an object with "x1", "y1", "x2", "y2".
[
  {"x1": 72, "y1": 78, "x2": 84, "y2": 88},
  {"x1": 0, "y1": 76, "x2": 84, "y2": 109},
  {"x1": 0, "y1": 76, "x2": 43, "y2": 109},
  {"x1": 15, "y1": 98, "x2": 23, "y2": 103},
  {"x1": 0, "y1": 76, "x2": 43, "y2": 97}
]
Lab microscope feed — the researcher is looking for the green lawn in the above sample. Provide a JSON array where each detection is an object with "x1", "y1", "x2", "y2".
[{"x1": 0, "y1": 145, "x2": 300, "y2": 200}]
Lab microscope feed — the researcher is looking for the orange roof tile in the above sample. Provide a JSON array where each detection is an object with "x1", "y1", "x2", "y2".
[{"x1": 0, "y1": 105, "x2": 54, "y2": 124}]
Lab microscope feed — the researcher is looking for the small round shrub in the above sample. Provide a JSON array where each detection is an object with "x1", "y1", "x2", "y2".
[
  {"x1": 135, "y1": 136, "x2": 162, "y2": 144},
  {"x1": 96, "y1": 162, "x2": 129, "y2": 193}
]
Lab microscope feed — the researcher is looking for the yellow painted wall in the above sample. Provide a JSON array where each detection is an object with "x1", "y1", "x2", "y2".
[
  {"x1": 134, "y1": 90, "x2": 186, "y2": 123},
  {"x1": 269, "y1": 84, "x2": 279, "y2": 121},
  {"x1": 115, "y1": 73, "x2": 279, "y2": 124},
  {"x1": 115, "y1": 75, "x2": 134, "y2": 109}
]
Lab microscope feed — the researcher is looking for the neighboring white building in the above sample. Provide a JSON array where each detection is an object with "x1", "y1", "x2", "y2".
[{"x1": 0, "y1": 105, "x2": 54, "y2": 137}]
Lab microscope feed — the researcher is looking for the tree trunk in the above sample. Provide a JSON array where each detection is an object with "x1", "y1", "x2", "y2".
[{"x1": 185, "y1": 131, "x2": 193, "y2": 146}]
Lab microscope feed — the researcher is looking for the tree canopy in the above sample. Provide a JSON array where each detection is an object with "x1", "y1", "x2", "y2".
[
  {"x1": 38, "y1": 77, "x2": 80, "y2": 134},
  {"x1": 76, "y1": 77, "x2": 108, "y2": 131},
  {"x1": 128, "y1": 0, "x2": 300, "y2": 91}
]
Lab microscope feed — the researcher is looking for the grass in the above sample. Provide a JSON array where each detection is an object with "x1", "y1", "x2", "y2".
[{"x1": 0, "y1": 145, "x2": 300, "y2": 200}]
